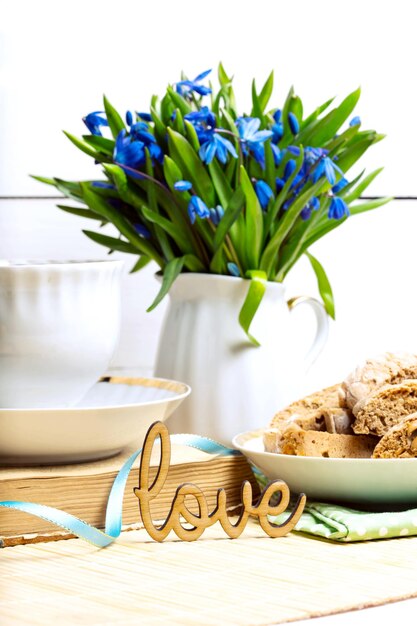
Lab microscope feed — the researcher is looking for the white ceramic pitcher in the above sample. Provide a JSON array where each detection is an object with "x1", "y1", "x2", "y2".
[{"x1": 154, "y1": 273, "x2": 329, "y2": 443}]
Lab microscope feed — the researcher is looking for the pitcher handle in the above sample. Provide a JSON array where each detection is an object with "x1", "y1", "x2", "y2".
[{"x1": 287, "y1": 296, "x2": 329, "y2": 371}]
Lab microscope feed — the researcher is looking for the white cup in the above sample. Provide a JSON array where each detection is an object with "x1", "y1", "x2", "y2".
[{"x1": 0, "y1": 260, "x2": 123, "y2": 408}]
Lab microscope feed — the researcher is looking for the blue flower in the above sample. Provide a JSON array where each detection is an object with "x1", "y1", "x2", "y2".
[
  {"x1": 174, "y1": 180, "x2": 193, "y2": 191},
  {"x1": 312, "y1": 156, "x2": 343, "y2": 185},
  {"x1": 185, "y1": 106, "x2": 216, "y2": 128},
  {"x1": 137, "y1": 112, "x2": 153, "y2": 122},
  {"x1": 300, "y1": 196, "x2": 320, "y2": 221},
  {"x1": 199, "y1": 132, "x2": 237, "y2": 164},
  {"x1": 188, "y1": 196, "x2": 211, "y2": 224},
  {"x1": 255, "y1": 180, "x2": 274, "y2": 210},
  {"x1": 130, "y1": 122, "x2": 156, "y2": 144},
  {"x1": 349, "y1": 116, "x2": 361, "y2": 127},
  {"x1": 288, "y1": 112, "x2": 300, "y2": 135},
  {"x1": 126, "y1": 111, "x2": 134, "y2": 126},
  {"x1": 328, "y1": 196, "x2": 349, "y2": 220},
  {"x1": 273, "y1": 109, "x2": 282, "y2": 123},
  {"x1": 332, "y1": 177, "x2": 348, "y2": 194},
  {"x1": 92, "y1": 181, "x2": 115, "y2": 189},
  {"x1": 236, "y1": 117, "x2": 273, "y2": 168},
  {"x1": 272, "y1": 122, "x2": 284, "y2": 143},
  {"x1": 276, "y1": 177, "x2": 285, "y2": 193},
  {"x1": 284, "y1": 159, "x2": 297, "y2": 180},
  {"x1": 209, "y1": 205, "x2": 224, "y2": 225},
  {"x1": 304, "y1": 146, "x2": 328, "y2": 166},
  {"x1": 83, "y1": 111, "x2": 109, "y2": 136},
  {"x1": 128, "y1": 122, "x2": 163, "y2": 163},
  {"x1": 134, "y1": 223, "x2": 151, "y2": 239},
  {"x1": 287, "y1": 145, "x2": 301, "y2": 157},
  {"x1": 176, "y1": 69, "x2": 212, "y2": 98},
  {"x1": 148, "y1": 142, "x2": 163, "y2": 163},
  {"x1": 113, "y1": 130, "x2": 145, "y2": 170},
  {"x1": 271, "y1": 144, "x2": 282, "y2": 165},
  {"x1": 227, "y1": 262, "x2": 241, "y2": 277}
]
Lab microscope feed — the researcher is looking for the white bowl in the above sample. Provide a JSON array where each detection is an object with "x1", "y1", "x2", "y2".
[
  {"x1": 0, "y1": 260, "x2": 123, "y2": 409},
  {"x1": 0, "y1": 376, "x2": 190, "y2": 465},
  {"x1": 233, "y1": 429, "x2": 417, "y2": 506}
]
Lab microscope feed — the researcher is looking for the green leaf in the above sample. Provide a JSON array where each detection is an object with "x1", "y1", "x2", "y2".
[
  {"x1": 301, "y1": 97, "x2": 334, "y2": 130},
  {"x1": 163, "y1": 155, "x2": 184, "y2": 190},
  {"x1": 349, "y1": 196, "x2": 392, "y2": 215},
  {"x1": 83, "y1": 230, "x2": 139, "y2": 254},
  {"x1": 264, "y1": 140, "x2": 276, "y2": 190},
  {"x1": 63, "y1": 131, "x2": 106, "y2": 160},
  {"x1": 183, "y1": 254, "x2": 205, "y2": 272},
  {"x1": 82, "y1": 135, "x2": 115, "y2": 155},
  {"x1": 336, "y1": 135, "x2": 383, "y2": 174},
  {"x1": 238, "y1": 270, "x2": 267, "y2": 346},
  {"x1": 141, "y1": 205, "x2": 190, "y2": 252},
  {"x1": 218, "y1": 62, "x2": 232, "y2": 86},
  {"x1": 147, "y1": 257, "x2": 185, "y2": 311},
  {"x1": 80, "y1": 183, "x2": 164, "y2": 267},
  {"x1": 306, "y1": 252, "x2": 335, "y2": 319},
  {"x1": 167, "y1": 86, "x2": 192, "y2": 116},
  {"x1": 208, "y1": 159, "x2": 233, "y2": 207},
  {"x1": 53, "y1": 178, "x2": 83, "y2": 201},
  {"x1": 261, "y1": 178, "x2": 324, "y2": 277},
  {"x1": 213, "y1": 187, "x2": 245, "y2": 251},
  {"x1": 251, "y1": 79, "x2": 263, "y2": 120},
  {"x1": 57, "y1": 205, "x2": 104, "y2": 221},
  {"x1": 324, "y1": 124, "x2": 360, "y2": 155},
  {"x1": 172, "y1": 108, "x2": 185, "y2": 134},
  {"x1": 150, "y1": 106, "x2": 167, "y2": 143},
  {"x1": 337, "y1": 138, "x2": 374, "y2": 173},
  {"x1": 31, "y1": 175, "x2": 56, "y2": 186},
  {"x1": 290, "y1": 95, "x2": 303, "y2": 123},
  {"x1": 299, "y1": 88, "x2": 361, "y2": 146},
  {"x1": 161, "y1": 93, "x2": 175, "y2": 125},
  {"x1": 145, "y1": 150, "x2": 174, "y2": 261},
  {"x1": 264, "y1": 147, "x2": 305, "y2": 235},
  {"x1": 167, "y1": 128, "x2": 215, "y2": 206},
  {"x1": 258, "y1": 71, "x2": 274, "y2": 112},
  {"x1": 343, "y1": 168, "x2": 384, "y2": 203},
  {"x1": 130, "y1": 256, "x2": 151, "y2": 273},
  {"x1": 103, "y1": 95, "x2": 125, "y2": 139},
  {"x1": 222, "y1": 109, "x2": 238, "y2": 135},
  {"x1": 240, "y1": 165, "x2": 263, "y2": 268},
  {"x1": 184, "y1": 119, "x2": 200, "y2": 151}
]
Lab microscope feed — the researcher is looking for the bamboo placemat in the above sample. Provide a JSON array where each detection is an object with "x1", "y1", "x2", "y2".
[{"x1": 2, "y1": 519, "x2": 417, "y2": 625}]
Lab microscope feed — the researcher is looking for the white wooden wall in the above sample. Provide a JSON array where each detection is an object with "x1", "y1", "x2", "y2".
[{"x1": 2, "y1": 0, "x2": 417, "y2": 392}]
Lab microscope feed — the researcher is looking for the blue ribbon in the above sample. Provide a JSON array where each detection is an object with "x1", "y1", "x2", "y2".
[{"x1": 0, "y1": 432, "x2": 240, "y2": 548}]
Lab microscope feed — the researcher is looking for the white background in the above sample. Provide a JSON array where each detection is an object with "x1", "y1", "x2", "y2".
[
  {"x1": 2, "y1": 0, "x2": 417, "y2": 393},
  {"x1": 2, "y1": 1, "x2": 417, "y2": 623}
]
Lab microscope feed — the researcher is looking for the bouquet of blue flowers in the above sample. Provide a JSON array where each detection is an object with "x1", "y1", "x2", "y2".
[{"x1": 35, "y1": 64, "x2": 390, "y2": 343}]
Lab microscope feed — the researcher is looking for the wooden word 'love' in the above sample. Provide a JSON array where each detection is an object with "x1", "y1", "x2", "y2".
[{"x1": 134, "y1": 422, "x2": 306, "y2": 542}]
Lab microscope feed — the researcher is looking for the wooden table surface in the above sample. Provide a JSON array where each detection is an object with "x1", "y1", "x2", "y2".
[{"x1": 2, "y1": 519, "x2": 417, "y2": 625}]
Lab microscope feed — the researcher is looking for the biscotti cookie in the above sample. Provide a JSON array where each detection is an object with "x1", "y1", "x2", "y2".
[
  {"x1": 264, "y1": 406, "x2": 353, "y2": 453},
  {"x1": 372, "y1": 413, "x2": 417, "y2": 458},
  {"x1": 353, "y1": 380, "x2": 417, "y2": 436},
  {"x1": 340, "y1": 352, "x2": 417, "y2": 411},
  {"x1": 270, "y1": 384, "x2": 341, "y2": 429},
  {"x1": 275, "y1": 424, "x2": 378, "y2": 458}
]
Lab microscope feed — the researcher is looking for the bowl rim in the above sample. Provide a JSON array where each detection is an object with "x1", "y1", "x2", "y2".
[{"x1": 0, "y1": 376, "x2": 191, "y2": 413}]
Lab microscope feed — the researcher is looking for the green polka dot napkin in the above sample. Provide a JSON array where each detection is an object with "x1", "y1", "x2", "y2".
[
  {"x1": 271, "y1": 501, "x2": 417, "y2": 542},
  {"x1": 253, "y1": 470, "x2": 417, "y2": 542}
]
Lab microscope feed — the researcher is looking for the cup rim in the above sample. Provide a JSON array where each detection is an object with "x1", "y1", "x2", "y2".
[{"x1": 0, "y1": 259, "x2": 124, "y2": 269}]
